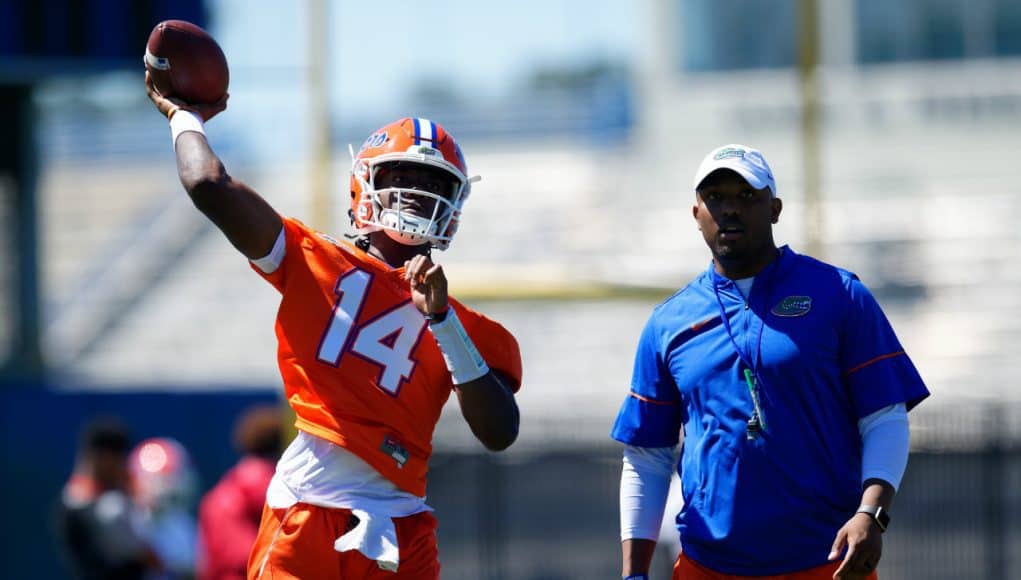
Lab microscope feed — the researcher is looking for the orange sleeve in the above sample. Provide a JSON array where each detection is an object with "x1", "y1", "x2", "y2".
[
  {"x1": 453, "y1": 301, "x2": 523, "y2": 392},
  {"x1": 248, "y1": 217, "x2": 307, "y2": 293}
]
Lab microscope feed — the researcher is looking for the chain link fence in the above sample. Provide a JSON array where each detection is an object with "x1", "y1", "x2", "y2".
[{"x1": 428, "y1": 401, "x2": 1021, "y2": 580}]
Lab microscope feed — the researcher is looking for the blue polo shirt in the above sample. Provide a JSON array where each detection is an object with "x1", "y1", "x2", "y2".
[{"x1": 611, "y1": 246, "x2": 928, "y2": 575}]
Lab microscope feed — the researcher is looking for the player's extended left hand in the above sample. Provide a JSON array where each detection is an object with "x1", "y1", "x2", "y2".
[
  {"x1": 405, "y1": 255, "x2": 448, "y2": 317},
  {"x1": 828, "y1": 512, "x2": 883, "y2": 579}
]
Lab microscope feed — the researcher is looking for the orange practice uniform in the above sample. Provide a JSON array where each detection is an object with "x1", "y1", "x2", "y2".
[
  {"x1": 252, "y1": 217, "x2": 522, "y2": 497},
  {"x1": 673, "y1": 552, "x2": 879, "y2": 580},
  {"x1": 249, "y1": 504, "x2": 439, "y2": 580}
]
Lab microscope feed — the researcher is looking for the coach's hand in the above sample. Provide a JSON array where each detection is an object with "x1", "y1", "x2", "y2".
[
  {"x1": 829, "y1": 512, "x2": 882, "y2": 579},
  {"x1": 405, "y1": 255, "x2": 448, "y2": 317},
  {"x1": 145, "y1": 71, "x2": 228, "y2": 122}
]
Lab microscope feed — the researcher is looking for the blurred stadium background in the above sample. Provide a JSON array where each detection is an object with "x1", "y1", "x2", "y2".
[{"x1": 2, "y1": 0, "x2": 1020, "y2": 578}]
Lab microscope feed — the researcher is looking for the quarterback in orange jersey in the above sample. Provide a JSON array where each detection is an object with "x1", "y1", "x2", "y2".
[{"x1": 146, "y1": 74, "x2": 521, "y2": 579}]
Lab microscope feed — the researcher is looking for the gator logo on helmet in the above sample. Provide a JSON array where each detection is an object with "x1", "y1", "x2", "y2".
[{"x1": 359, "y1": 131, "x2": 388, "y2": 152}]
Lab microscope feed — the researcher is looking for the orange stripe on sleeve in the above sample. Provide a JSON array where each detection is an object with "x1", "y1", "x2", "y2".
[
  {"x1": 629, "y1": 391, "x2": 676, "y2": 406},
  {"x1": 844, "y1": 350, "x2": 906, "y2": 376}
]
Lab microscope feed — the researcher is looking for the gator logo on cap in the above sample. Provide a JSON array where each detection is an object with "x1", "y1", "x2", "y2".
[
  {"x1": 714, "y1": 147, "x2": 746, "y2": 160},
  {"x1": 772, "y1": 296, "x2": 812, "y2": 317}
]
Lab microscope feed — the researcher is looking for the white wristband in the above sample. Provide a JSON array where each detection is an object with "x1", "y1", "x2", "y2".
[
  {"x1": 169, "y1": 110, "x2": 205, "y2": 150},
  {"x1": 428, "y1": 309, "x2": 489, "y2": 385}
]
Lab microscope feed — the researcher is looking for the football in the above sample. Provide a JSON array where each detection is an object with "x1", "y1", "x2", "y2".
[{"x1": 144, "y1": 20, "x2": 229, "y2": 104}]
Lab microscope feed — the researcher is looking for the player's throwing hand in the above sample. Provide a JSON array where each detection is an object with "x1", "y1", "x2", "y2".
[
  {"x1": 145, "y1": 71, "x2": 228, "y2": 122},
  {"x1": 405, "y1": 255, "x2": 448, "y2": 317}
]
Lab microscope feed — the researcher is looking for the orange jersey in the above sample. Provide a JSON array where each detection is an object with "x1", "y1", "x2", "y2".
[{"x1": 251, "y1": 218, "x2": 521, "y2": 496}]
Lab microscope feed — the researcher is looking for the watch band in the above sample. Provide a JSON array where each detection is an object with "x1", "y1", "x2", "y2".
[
  {"x1": 424, "y1": 306, "x2": 450, "y2": 324},
  {"x1": 856, "y1": 504, "x2": 890, "y2": 532}
]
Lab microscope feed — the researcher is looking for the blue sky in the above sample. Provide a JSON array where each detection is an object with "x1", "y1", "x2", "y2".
[{"x1": 211, "y1": 0, "x2": 644, "y2": 118}]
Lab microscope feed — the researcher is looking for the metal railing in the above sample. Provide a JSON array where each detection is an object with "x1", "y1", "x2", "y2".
[{"x1": 427, "y1": 401, "x2": 1021, "y2": 580}]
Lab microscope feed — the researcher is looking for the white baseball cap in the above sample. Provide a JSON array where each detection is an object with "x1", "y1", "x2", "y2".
[{"x1": 693, "y1": 144, "x2": 777, "y2": 197}]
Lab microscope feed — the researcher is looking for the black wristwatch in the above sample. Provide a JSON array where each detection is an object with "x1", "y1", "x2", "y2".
[
  {"x1": 856, "y1": 505, "x2": 890, "y2": 532},
  {"x1": 424, "y1": 307, "x2": 450, "y2": 324}
]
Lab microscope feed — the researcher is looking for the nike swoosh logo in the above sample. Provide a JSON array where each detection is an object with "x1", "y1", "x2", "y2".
[{"x1": 690, "y1": 315, "x2": 718, "y2": 332}]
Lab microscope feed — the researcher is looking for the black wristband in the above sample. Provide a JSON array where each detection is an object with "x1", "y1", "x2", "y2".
[{"x1": 424, "y1": 307, "x2": 450, "y2": 324}]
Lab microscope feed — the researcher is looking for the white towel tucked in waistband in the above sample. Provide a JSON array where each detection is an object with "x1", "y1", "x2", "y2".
[
  {"x1": 334, "y1": 509, "x2": 400, "y2": 572},
  {"x1": 265, "y1": 432, "x2": 433, "y2": 572}
]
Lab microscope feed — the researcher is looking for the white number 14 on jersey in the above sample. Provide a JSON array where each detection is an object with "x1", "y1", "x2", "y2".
[{"x1": 315, "y1": 269, "x2": 427, "y2": 396}]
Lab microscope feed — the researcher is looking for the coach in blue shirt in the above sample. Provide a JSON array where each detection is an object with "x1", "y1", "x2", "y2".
[{"x1": 612, "y1": 145, "x2": 929, "y2": 580}]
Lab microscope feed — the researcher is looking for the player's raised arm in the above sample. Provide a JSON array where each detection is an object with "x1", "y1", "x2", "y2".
[{"x1": 145, "y1": 72, "x2": 282, "y2": 260}]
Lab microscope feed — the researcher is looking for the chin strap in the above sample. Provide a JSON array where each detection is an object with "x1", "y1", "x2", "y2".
[{"x1": 351, "y1": 232, "x2": 433, "y2": 262}]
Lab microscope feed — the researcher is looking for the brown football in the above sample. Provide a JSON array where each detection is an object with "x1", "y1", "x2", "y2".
[{"x1": 144, "y1": 20, "x2": 229, "y2": 104}]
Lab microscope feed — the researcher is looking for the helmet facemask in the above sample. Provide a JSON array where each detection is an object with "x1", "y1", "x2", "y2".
[{"x1": 351, "y1": 146, "x2": 474, "y2": 250}]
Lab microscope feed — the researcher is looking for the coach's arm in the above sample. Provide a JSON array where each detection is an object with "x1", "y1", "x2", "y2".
[
  {"x1": 145, "y1": 72, "x2": 282, "y2": 260},
  {"x1": 619, "y1": 445, "x2": 676, "y2": 578},
  {"x1": 622, "y1": 539, "x2": 657, "y2": 578}
]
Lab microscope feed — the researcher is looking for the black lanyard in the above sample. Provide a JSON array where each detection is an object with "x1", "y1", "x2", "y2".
[
  {"x1": 713, "y1": 283, "x2": 762, "y2": 373},
  {"x1": 711, "y1": 254, "x2": 782, "y2": 439}
]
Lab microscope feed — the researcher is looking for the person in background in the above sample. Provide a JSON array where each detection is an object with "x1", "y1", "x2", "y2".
[
  {"x1": 197, "y1": 405, "x2": 284, "y2": 580},
  {"x1": 129, "y1": 437, "x2": 200, "y2": 580},
  {"x1": 57, "y1": 418, "x2": 162, "y2": 580},
  {"x1": 613, "y1": 144, "x2": 929, "y2": 579}
]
